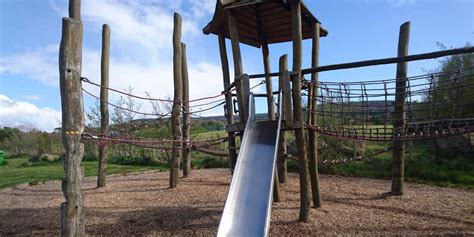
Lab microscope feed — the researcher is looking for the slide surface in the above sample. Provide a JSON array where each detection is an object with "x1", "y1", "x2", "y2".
[{"x1": 217, "y1": 93, "x2": 281, "y2": 237}]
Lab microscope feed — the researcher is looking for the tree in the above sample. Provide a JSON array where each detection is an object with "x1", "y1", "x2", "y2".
[{"x1": 422, "y1": 43, "x2": 474, "y2": 119}]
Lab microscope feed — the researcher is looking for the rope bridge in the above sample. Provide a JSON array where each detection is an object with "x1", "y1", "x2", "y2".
[{"x1": 304, "y1": 66, "x2": 474, "y2": 141}]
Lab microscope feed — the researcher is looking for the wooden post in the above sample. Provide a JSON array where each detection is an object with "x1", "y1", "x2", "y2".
[
  {"x1": 170, "y1": 13, "x2": 182, "y2": 188},
  {"x1": 308, "y1": 22, "x2": 322, "y2": 208},
  {"x1": 242, "y1": 74, "x2": 250, "y2": 117},
  {"x1": 262, "y1": 42, "x2": 275, "y2": 120},
  {"x1": 68, "y1": 0, "x2": 80, "y2": 20},
  {"x1": 218, "y1": 34, "x2": 238, "y2": 172},
  {"x1": 277, "y1": 55, "x2": 289, "y2": 183},
  {"x1": 59, "y1": 1, "x2": 85, "y2": 234},
  {"x1": 261, "y1": 45, "x2": 280, "y2": 201},
  {"x1": 228, "y1": 9, "x2": 246, "y2": 123},
  {"x1": 291, "y1": 0, "x2": 311, "y2": 223},
  {"x1": 182, "y1": 42, "x2": 191, "y2": 178},
  {"x1": 391, "y1": 21, "x2": 410, "y2": 196},
  {"x1": 97, "y1": 24, "x2": 110, "y2": 188}
]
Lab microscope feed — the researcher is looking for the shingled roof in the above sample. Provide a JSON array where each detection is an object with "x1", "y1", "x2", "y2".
[{"x1": 203, "y1": 0, "x2": 328, "y2": 48}]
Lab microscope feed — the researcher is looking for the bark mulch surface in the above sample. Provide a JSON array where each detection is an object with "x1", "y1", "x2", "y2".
[{"x1": 0, "y1": 169, "x2": 472, "y2": 236}]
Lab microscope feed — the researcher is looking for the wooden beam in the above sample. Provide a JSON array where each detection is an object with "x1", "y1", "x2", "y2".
[
  {"x1": 291, "y1": 0, "x2": 311, "y2": 223},
  {"x1": 59, "y1": 16, "x2": 85, "y2": 236},
  {"x1": 257, "y1": 5, "x2": 280, "y2": 202},
  {"x1": 277, "y1": 54, "x2": 289, "y2": 183},
  {"x1": 170, "y1": 13, "x2": 183, "y2": 188},
  {"x1": 218, "y1": 34, "x2": 238, "y2": 173},
  {"x1": 308, "y1": 22, "x2": 322, "y2": 208},
  {"x1": 261, "y1": 42, "x2": 275, "y2": 120},
  {"x1": 181, "y1": 43, "x2": 191, "y2": 178},
  {"x1": 256, "y1": 7, "x2": 275, "y2": 121},
  {"x1": 302, "y1": 47, "x2": 474, "y2": 74},
  {"x1": 97, "y1": 24, "x2": 110, "y2": 188},
  {"x1": 228, "y1": 9, "x2": 246, "y2": 122},
  {"x1": 248, "y1": 46, "x2": 474, "y2": 79},
  {"x1": 242, "y1": 74, "x2": 251, "y2": 118},
  {"x1": 391, "y1": 21, "x2": 410, "y2": 196}
]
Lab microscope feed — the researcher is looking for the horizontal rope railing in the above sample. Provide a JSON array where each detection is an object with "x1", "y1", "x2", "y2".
[
  {"x1": 81, "y1": 132, "x2": 229, "y2": 148},
  {"x1": 81, "y1": 76, "x2": 236, "y2": 103}
]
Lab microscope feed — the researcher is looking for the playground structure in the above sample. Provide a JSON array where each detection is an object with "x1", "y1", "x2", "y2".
[{"x1": 58, "y1": 0, "x2": 474, "y2": 236}]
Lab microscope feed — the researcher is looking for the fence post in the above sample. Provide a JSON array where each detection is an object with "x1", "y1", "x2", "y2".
[
  {"x1": 391, "y1": 21, "x2": 410, "y2": 196},
  {"x1": 59, "y1": 0, "x2": 85, "y2": 234},
  {"x1": 217, "y1": 34, "x2": 238, "y2": 173},
  {"x1": 308, "y1": 22, "x2": 322, "y2": 208},
  {"x1": 170, "y1": 12, "x2": 183, "y2": 188},
  {"x1": 277, "y1": 54, "x2": 289, "y2": 183},
  {"x1": 181, "y1": 42, "x2": 191, "y2": 178},
  {"x1": 97, "y1": 24, "x2": 110, "y2": 188},
  {"x1": 291, "y1": 0, "x2": 311, "y2": 223}
]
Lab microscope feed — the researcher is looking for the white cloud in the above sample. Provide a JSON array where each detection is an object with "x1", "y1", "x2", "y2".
[
  {"x1": 0, "y1": 45, "x2": 58, "y2": 85},
  {"x1": 50, "y1": 0, "x2": 209, "y2": 60},
  {"x1": 24, "y1": 95, "x2": 41, "y2": 101},
  {"x1": 0, "y1": 95, "x2": 61, "y2": 132},
  {"x1": 80, "y1": 49, "x2": 228, "y2": 117},
  {"x1": 1, "y1": 0, "x2": 228, "y2": 125}
]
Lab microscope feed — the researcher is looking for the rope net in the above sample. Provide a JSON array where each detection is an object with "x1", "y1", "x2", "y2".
[{"x1": 305, "y1": 66, "x2": 474, "y2": 141}]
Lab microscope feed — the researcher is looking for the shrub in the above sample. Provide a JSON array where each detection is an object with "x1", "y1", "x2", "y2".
[
  {"x1": 108, "y1": 155, "x2": 168, "y2": 168},
  {"x1": 82, "y1": 155, "x2": 98, "y2": 161}
]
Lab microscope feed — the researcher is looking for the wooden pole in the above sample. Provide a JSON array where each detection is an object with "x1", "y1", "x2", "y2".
[
  {"x1": 228, "y1": 9, "x2": 246, "y2": 123},
  {"x1": 391, "y1": 22, "x2": 410, "y2": 195},
  {"x1": 170, "y1": 12, "x2": 182, "y2": 188},
  {"x1": 277, "y1": 55, "x2": 289, "y2": 183},
  {"x1": 182, "y1": 42, "x2": 191, "y2": 178},
  {"x1": 97, "y1": 24, "x2": 110, "y2": 188},
  {"x1": 59, "y1": 8, "x2": 85, "y2": 237},
  {"x1": 262, "y1": 42, "x2": 275, "y2": 120},
  {"x1": 262, "y1": 47, "x2": 280, "y2": 201},
  {"x1": 391, "y1": 21, "x2": 410, "y2": 195},
  {"x1": 68, "y1": 0, "x2": 80, "y2": 20},
  {"x1": 290, "y1": 0, "x2": 311, "y2": 223},
  {"x1": 218, "y1": 34, "x2": 238, "y2": 172},
  {"x1": 242, "y1": 74, "x2": 250, "y2": 116},
  {"x1": 308, "y1": 22, "x2": 322, "y2": 208}
]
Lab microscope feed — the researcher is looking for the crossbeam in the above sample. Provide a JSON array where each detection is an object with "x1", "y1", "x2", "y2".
[{"x1": 248, "y1": 46, "x2": 474, "y2": 79}]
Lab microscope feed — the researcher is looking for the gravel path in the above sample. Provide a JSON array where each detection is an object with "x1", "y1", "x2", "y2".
[{"x1": 0, "y1": 169, "x2": 472, "y2": 236}]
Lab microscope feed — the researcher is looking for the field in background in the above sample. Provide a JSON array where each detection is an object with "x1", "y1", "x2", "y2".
[
  {"x1": 0, "y1": 157, "x2": 162, "y2": 189},
  {"x1": 0, "y1": 129, "x2": 472, "y2": 190}
]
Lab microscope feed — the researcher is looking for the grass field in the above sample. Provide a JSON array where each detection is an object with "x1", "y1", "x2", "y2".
[
  {"x1": 291, "y1": 141, "x2": 474, "y2": 189},
  {"x1": 1, "y1": 131, "x2": 472, "y2": 190},
  {"x1": 0, "y1": 157, "x2": 162, "y2": 189}
]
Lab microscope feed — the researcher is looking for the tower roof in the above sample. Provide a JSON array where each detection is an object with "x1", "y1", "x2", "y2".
[{"x1": 203, "y1": 0, "x2": 328, "y2": 47}]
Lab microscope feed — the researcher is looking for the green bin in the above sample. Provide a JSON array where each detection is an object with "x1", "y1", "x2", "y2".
[{"x1": 0, "y1": 150, "x2": 4, "y2": 165}]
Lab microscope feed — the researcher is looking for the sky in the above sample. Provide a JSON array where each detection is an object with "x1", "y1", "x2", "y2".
[{"x1": 0, "y1": 0, "x2": 472, "y2": 131}]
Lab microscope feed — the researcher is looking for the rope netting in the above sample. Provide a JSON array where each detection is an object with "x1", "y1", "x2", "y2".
[
  {"x1": 79, "y1": 76, "x2": 269, "y2": 153},
  {"x1": 304, "y1": 66, "x2": 474, "y2": 141}
]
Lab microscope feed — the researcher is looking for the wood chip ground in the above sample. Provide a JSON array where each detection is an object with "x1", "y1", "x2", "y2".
[{"x1": 0, "y1": 169, "x2": 472, "y2": 236}]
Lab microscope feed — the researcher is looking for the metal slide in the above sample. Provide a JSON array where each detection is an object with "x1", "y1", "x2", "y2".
[{"x1": 217, "y1": 92, "x2": 282, "y2": 237}]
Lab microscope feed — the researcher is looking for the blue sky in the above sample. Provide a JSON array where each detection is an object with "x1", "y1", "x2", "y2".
[{"x1": 0, "y1": 0, "x2": 472, "y2": 131}]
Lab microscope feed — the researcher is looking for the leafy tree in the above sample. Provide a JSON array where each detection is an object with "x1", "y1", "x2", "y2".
[{"x1": 421, "y1": 43, "x2": 474, "y2": 120}]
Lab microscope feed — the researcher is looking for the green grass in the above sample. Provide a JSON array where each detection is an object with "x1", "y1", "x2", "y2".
[
  {"x1": 190, "y1": 130, "x2": 227, "y2": 140},
  {"x1": 0, "y1": 157, "x2": 162, "y2": 189},
  {"x1": 314, "y1": 142, "x2": 474, "y2": 189}
]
